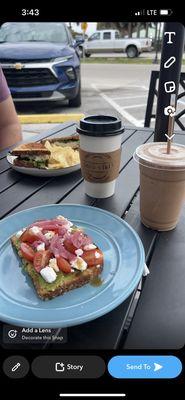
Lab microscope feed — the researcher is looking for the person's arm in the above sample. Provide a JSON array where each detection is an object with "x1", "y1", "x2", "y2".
[{"x1": 0, "y1": 95, "x2": 22, "y2": 150}]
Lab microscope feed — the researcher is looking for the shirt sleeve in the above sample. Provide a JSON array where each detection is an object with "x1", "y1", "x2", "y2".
[{"x1": 0, "y1": 67, "x2": 10, "y2": 102}]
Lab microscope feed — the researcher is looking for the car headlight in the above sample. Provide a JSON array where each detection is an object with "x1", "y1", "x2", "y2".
[
  {"x1": 65, "y1": 67, "x2": 76, "y2": 80},
  {"x1": 54, "y1": 56, "x2": 73, "y2": 64}
]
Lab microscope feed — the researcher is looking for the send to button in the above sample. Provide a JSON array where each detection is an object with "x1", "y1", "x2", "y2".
[{"x1": 108, "y1": 356, "x2": 182, "y2": 379}]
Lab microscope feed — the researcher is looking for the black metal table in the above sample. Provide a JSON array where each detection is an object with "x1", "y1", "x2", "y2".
[{"x1": 1, "y1": 121, "x2": 185, "y2": 350}]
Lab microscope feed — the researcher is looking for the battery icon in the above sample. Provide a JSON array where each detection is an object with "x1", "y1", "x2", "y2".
[{"x1": 160, "y1": 9, "x2": 172, "y2": 15}]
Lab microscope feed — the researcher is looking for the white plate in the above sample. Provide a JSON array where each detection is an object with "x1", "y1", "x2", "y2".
[{"x1": 7, "y1": 154, "x2": 81, "y2": 177}]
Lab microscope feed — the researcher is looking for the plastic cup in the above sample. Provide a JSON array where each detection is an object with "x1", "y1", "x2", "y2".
[
  {"x1": 134, "y1": 142, "x2": 185, "y2": 231},
  {"x1": 77, "y1": 115, "x2": 124, "y2": 198}
]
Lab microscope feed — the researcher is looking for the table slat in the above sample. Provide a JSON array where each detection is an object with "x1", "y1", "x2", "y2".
[{"x1": 124, "y1": 205, "x2": 185, "y2": 349}]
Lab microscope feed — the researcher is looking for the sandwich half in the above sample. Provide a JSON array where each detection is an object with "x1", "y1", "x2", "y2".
[
  {"x1": 41, "y1": 134, "x2": 79, "y2": 150},
  {"x1": 11, "y1": 142, "x2": 51, "y2": 169},
  {"x1": 11, "y1": 215, "x2": 104, "y2": 300}
]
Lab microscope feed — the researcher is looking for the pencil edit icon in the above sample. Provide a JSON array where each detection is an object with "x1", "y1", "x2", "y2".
[{"x1": 11, "y1": 363, "x2": 21, "y2": 372}]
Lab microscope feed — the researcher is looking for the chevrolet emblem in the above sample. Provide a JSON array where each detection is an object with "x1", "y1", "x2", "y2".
[{"x1": 14, "y1": 63, "x2": 24, "y2": 70}]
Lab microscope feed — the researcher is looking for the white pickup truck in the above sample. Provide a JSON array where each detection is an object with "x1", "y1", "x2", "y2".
[{"x1": 81, "y1": 29, "x2": 152, "y2": 58}]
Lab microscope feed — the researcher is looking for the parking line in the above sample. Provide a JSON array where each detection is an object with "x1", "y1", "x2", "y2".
[
  {"x1": 91, "y1": 83, "x2": 144, "y2": 127},
  {"x1": 123, "y1": 103, "x2": 147, "y2": 109},
  {"x1": 111, "y1": 95, "x2": 147, "y2": 100}
]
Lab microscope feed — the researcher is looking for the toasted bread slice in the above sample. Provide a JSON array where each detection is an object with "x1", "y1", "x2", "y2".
[
  {"x1": 11, "y1": 142, "x2": 51, "y2": 156},
  {"x1": 41, "y1": 135, "x2": 80, "y2": 150},
  {"x1": 11, "y1": 235, "x2": 103, "y2": 301}
]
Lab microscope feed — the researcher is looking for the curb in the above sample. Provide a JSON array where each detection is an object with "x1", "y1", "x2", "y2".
[{"x1": 18, "y1": 114, "x2": 84, "y2": 124}]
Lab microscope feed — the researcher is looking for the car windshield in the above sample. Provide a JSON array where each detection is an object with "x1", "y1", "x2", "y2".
[{"x1": 0, "y1": 22, "x2": 68, "y2": 43}]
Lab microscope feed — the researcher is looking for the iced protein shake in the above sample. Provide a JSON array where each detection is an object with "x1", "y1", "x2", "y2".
[
  {"x1": 77, "y1": 115, "x2": 124, "y2": 198},
  {"x1": 134, "y1": 142, "x2": 185, "y2": 231}
]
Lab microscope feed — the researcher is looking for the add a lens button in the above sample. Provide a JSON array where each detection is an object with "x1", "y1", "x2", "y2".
[{"x1": 108, "y1": 356, "x2": 182, "y2": 379}]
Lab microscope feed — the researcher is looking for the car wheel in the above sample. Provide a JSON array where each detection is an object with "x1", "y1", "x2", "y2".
[
  {"x1": 126, "y1": 45, "x2": 139, "y2": 58},
  {"x1": 68, "y1": 82, "x2": 81, "y2": 107},
  {"x1": 78, "y1": 46, "x2": 83, "y2": 58}
]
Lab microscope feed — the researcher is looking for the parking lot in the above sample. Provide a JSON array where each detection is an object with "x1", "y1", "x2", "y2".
[{"x1": 17, "y1": 63, "x2": 185, "y2": 138}]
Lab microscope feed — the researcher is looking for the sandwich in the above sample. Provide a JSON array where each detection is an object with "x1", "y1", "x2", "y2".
[
  {"x1": 11, "y1": 215, "x2": 104, "y2": 300},
  {"x1": 10, "y1": 135, "x2": 80, "y2": 169},
  {"x1": 11, "y1": 142, "x2": 51, "y2": 169}
]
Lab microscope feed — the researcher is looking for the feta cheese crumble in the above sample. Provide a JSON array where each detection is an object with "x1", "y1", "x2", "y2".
[
  {"x1": 95, "y1": 251, "x2": 101, "y2": 259},
  {"x1": 56, "y1": 215, "x2": 66, "y2": 220},
  {"x1": 49, "y1": 258, "x2": 59, "y2": 272},
  {"x1": 36, "y1": 243, "x2": 45, "y2": 251},
  {"x1": 70, "y1": 256, "x2": 87, "y2": 271},
  {"x1": 84, "y1": 243, "x2": 97, "y2": 250},
  {"x1": 75, "y1": 248, "x2": 84, "y2": 256},
  {"x1": 44, "y1": 231, "x2": 55, "y2": 240},
  {"x1": 40, "y1": 266, "x2": 57, "y2": 283},
  {"x1": 56, "y1": 215, "x2": 73, "y2": 231},
  {"x1": 15, "y1": 228, "x2": 26, "y2": 238},
  {"x1": 30, "y1": 226, "x2": 41, "y2": 235}
]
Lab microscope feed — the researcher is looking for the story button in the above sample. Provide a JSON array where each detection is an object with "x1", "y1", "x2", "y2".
[{"x1": 32, "y1": 355, "x2": 105, "y2": 378}]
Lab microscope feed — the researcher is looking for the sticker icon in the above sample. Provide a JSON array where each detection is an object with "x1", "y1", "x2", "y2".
[
  {"x1": 164, "y1": 81, "x2": 176, "y2": 93},
  {"x1": 164, "y1": 56, "x2": 176, "y2": 68},
  {"x1": 164, "y1": 106, "x2": 176, "y2": 117}
]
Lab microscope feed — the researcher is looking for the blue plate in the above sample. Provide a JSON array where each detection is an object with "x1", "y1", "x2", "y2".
[{"x1": 0, "y1": 204, "x2": 145, "y2": 328}]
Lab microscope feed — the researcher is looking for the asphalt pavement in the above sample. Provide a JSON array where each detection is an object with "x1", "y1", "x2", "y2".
[{"x1": 16, "y1": 63, "x2": 185, "y2": 139}]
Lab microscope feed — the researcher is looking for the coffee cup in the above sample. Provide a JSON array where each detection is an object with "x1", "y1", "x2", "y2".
[{"x1": 77, "y1": 115, "x2": 124, "y2": 198}]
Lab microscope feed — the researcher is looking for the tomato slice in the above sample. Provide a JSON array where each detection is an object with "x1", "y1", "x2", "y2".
[
  {"x1": 57, "y1": 257, "x2": 72, "y2": 274},
  {"x1": 33, "y1": 250, "x2": 52, "y2": 273},
  {"x1": 63, "y1": 239, "x2": 77, "y2": 254},
  {"x1": 82, "y1": 249, "x2": 103, "y2": 267},
  {"x1": 20, "y1": 243, "x2": 35, "y2": 262},
  {"x1": 20, "y1": 229, "x2": 41, "y2": 244}
]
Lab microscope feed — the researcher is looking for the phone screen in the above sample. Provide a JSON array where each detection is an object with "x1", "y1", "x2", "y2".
[{"x1": 0, "y1": 6, "x2": 184, "y2": 399}]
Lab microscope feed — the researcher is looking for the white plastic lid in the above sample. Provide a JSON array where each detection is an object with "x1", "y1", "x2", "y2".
[{"x1": 134, "y1": 142, "x2": 185, "y2": 171}]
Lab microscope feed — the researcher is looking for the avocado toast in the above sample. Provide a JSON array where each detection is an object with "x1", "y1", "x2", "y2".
[{"x1": 11, "y1": 216, "x2": 103, "y2": 300}]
